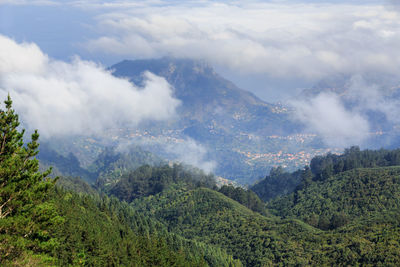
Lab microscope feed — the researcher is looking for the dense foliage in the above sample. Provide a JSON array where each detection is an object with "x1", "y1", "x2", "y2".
[
  {"x1": 250, "y1": 166, "x2": 303, "y2": 201},
  {"x1": 251, "y1": 146, "x2": 400, "y2": 202},
  {"x1": 0, "y1": 96, "x2": 61, "y2": 265},
  {"x1": 133, "y1": 186, "x2": 316, "y2": 266},
  {"x1": 269, "y1": 166, "x2": 400, "y2": 229},
  {"x1": 132, "y1": 175, "x2": 400, "y2": 266},
  {"x1": 309, "y1": 146, "x2": 400, "y2": 182},
  {"x1": 218, "y1": 185, "x2": 265, "y2": 213},
  {"x1": 108, "y1": 164, "x2": 216, "y2": 202},
  {"x1": 52, "y1": 146, "x2": 400, "y2": 266},
  {"x1": 0, "y1": 98, "x2": 237, "y2": 266},
  {"x1": 56, "y1": 176, "x2": 99, "y2": 195},
  {"x1": 52, "y1": 187, "x2": 240, "y2": 266}
]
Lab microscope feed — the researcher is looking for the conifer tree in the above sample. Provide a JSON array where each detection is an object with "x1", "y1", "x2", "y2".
[{"x1": 0, "y1": 95, "x2": 61, "y2": 264}]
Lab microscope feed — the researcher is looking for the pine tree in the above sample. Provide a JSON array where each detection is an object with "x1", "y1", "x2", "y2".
[{"x1": 0, "y1": 95, "x2": 61, "y2": 264}]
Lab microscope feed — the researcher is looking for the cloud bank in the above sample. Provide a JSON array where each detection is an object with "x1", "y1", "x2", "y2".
[
  {"x1": 291, "y1": 93, "x2": 370, "y2": 147},
  {"x1": 0, "y1": 35, "x2": 180, "y2": 137},
  {"x1": 290, "y1": 73, "x2": 400, "y2": 148},
  {"x1": 81, "y1": 1, "x2": 400, "y2": 81}
]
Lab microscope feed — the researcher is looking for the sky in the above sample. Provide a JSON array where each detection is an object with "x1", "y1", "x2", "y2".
[
  {"x1": 1, "y1": 0, "x2": 400, "y2": 149},
  {"x1": 1, "y1": 0, "x2": 397, "y2": 100}
]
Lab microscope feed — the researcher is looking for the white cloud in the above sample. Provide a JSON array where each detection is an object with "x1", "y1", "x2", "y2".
[
  {"x1": 346, "y1": 75, "x2": 400, "y2": 125},
  {"x1": 164, "y1": 138, "x2": 216, "y2": 173},
  {"x1": 290, "y1": 93, "x2": 370, "y2": 147},
  {"x1": 117, "y1": 136, "x2": 216, "y2": 173},
  {"x1": 80, "y1": 1, "x2": 400, "y2": 81},
  {"x1": 0, "y1": 35, "x2": 180, "y2": 137}
]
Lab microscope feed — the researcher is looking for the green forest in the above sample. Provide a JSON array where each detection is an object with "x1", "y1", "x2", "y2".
[{"x1": 2, "y1": 96, "x2": 400, "y2": 266}]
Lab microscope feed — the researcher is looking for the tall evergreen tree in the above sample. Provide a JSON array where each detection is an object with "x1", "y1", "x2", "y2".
[{"x1": 0, "y1": 96, "x2": 61, "y2": 264}]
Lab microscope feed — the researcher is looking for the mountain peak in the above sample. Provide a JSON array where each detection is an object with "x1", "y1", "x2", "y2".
[
  {"x1": 110, "y1": 57, "x2": 270, "y2": 110},
  {"x1": 114, "y1": 57, "x2": 215, "y2": 79}
]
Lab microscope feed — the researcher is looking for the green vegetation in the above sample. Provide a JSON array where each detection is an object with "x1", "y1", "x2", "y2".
[
  {"x1": 127, "y1": 161, "x2": 400, "y2": 266},
  {"x1": 251, "y1": 166, "x2": 303, "y2": 201},
  {"x1": 0, "y1": 96, "x2": 61, "y2": 265},
  {"x1": 218, "y1": 184, "x2": 265, "y2": 213},
  {"x1": 52, "y1": 188, "x2": 239, "y2": 266},
  {"x1": 308, "y1": 146, "x2": 400, "y2": 182},
  {"x1": 251, "y1": 146, "x2": 400, "y2": 202},
  {"x1": 3, "y1": 94, "x2": 400, "y2": 266},
  {"x1": 108, "y1": 163, "x2": 216, "y2": 202},
  {"x1": 0, "y1": 97, "x2": 237, "y2": 266},
  {"x1": 269, "y1": 166, "x2": 400, "y2": 229},
  {"x1": 132, "y1": 186, "x2": 314, "y2": 266}
]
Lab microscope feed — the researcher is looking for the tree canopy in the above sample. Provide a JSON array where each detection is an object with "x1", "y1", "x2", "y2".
[{"x1": 0, "y1": 96, "x2": 61, "y2": 264}]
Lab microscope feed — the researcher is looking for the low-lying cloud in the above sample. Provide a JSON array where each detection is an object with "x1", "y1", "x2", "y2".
[
  {"x1": 290, "y1": 73, "x2": 400, "y2": 148},
  {"x1": 117, "y1": 136, "x2": 216, "y2": 173},
  {"x1": 291, "y1": 93, "x2": 370, "y2": 148},
  {"x1": 81, "y1": 1, "x2": 400, "y2": 82},
  {"x1": 0, "y1": 35, "x2": 180, "y2": 137},
  {"x1": 164, "y1": 138, "x2": 216, "y2": 174}
]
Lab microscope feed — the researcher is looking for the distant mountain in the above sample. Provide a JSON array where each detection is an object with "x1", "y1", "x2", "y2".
[
  {"x1": 90, "y1": 145, "x2": 165, "y2": 188},
  {"x1": 111, "y1": 58, "x2": 297, "y2": 135},
  {"x1": 109, "y1": 58, "x2": 321, "y2": 183},
  {"x1": 38, "y1": 143, "x2": 165, "y2": 184},
  {"x1": 41, "y1": 57, "x2": 343, "y2": 185},
  {"x1": 38, "y1": 143, "x2": 96, "y2": 182}
]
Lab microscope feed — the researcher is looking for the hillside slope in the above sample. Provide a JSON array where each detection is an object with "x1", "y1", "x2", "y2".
[
  {"x1": 269, "y1": 166, "x2": 400, "y2": 229},
  {"x1": 109, "y1": 58, "x2": 316, "y2": 183}
]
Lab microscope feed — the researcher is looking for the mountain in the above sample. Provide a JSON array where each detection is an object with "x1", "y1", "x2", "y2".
[
  {"x1": 262, "y1": 147, "x2": 400, "y2": 228},
  {"x1": 109, "y1": 57, "x2": 325, "y2": 183},
  {"x1": 38, "y1": 144, "x2": 165, "y2": 185},
  {"x1": 37, "y1": 143, "x2": 96, "y2": 181},
  {"x1": 40, "y1": 57, "x2": 342, "y2": 185},
  {"x1": 111, "y1": 58, "x2": 293, "y2": 134},
  {"x1": 251, "y1": 146, "x2": 400, "y2": 202}
]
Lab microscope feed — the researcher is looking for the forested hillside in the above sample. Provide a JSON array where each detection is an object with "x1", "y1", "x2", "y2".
[
  {"x1": 251, "y1": 146, "x2": 400, "y2": 201},
  {"x1": 269, "y1": 166, "x2": 400, "y2": 229},
  {"x1": 3, "y1": 96, "x2": 400, "y2": 266},
  {"x1": 0, "y1": 97, "x2": 240, "y2": 266},
  {"x1": 251, "y1": 166, "x2": 303, "y2": 201}
]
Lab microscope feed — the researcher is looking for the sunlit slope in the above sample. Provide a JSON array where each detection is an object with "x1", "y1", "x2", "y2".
[
  {"x1": 133, "y1": 186, "x2": 320, "y2": 266},
  {"x1": 269, "y1": 166, "x2": 400, "y2": 226}
]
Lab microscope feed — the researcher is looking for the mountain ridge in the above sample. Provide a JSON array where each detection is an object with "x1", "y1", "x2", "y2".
[{"x1": 108, "y1": 57, "x2": 313, "y2": 183}]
